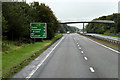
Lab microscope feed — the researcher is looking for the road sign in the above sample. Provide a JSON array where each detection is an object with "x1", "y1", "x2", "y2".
[{"x1": 30, "y1": 23, "x2": 47, "y2": 38}]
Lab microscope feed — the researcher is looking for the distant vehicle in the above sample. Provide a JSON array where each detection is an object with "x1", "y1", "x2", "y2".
[{"x1": 67, "y1": 31, "x2": 70, "y2": 34}]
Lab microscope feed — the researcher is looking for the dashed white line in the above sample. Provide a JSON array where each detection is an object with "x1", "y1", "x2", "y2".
[
  {"x1": 84, "y1": 56, "x2": 88, "y2": 60},
  {"x1": 89, "y1": 67, "x2": 95, "y2": 73},
  {"x1": 26, "y1": 37, "x2": 64, "y2": 79},
  {"x1": 77, "y1": 43, "x2": 78, "y2": 44},
  {"x1": 78, "y1": 45, "x2": 80, "y2": 47},
  {"x1": 81, "y1": 51, "x2": 84, "y2": 54},
  {"x1": 79, "y1": 47, "x2": 81, "y2": 49}
]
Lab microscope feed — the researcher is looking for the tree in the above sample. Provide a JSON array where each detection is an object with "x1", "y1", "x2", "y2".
[
  {"x1": 85, "y1": 13, "x2": 120, "y2": 34},
  {"x1": 2, "y1": 2, "x2": 29, "y2": 40},
  {"x1": 2, "y1": 16, "x2": 8, "y2": 39},
  {"x1": 2, "y1": 2, "x2": 61, "y2": 41}
]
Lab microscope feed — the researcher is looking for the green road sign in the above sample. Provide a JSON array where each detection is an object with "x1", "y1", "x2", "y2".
[{"x1": 30, "y1": 23, "x2": 47, "y2": 38}]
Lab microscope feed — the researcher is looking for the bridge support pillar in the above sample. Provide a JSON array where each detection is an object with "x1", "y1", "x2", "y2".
[{"x1": 83, "y1": 23, "x2": 84, "y2": 34}]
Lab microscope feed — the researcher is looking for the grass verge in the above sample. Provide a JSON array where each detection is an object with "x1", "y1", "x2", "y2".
[
  {"x1": 89, "y1": 33, "x2": 120, "y2": 38},
  {"x1": 100, "y1": 34, "x2": 120, "y2": 38},
  {"x1": 2, "y1": 34, "x2": 63, "y2": 78},
  {"x1": 79, "y1": 34, "x2": 119, "y2": 51}
]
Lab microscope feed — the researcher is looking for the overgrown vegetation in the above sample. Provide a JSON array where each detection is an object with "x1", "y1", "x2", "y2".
[
  {"x1": 2, "y1": 34, "x2": 63, "y2": 78},
  {"x1": 85, "y1": 13, "x2": 120, "y2": 34}
]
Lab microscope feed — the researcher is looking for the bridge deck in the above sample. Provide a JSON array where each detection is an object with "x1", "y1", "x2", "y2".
[{"x1": 60, "y1": 20, "x2": 115, "y2": 24}]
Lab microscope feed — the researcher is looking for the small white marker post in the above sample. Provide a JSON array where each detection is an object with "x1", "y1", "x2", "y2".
[{"x1": 89, "y1": 67, "x2": 95, "y2": 73}]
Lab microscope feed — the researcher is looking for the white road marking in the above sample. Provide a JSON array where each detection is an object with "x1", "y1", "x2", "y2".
[
  {"x1": 78, "y1": 45, "x2": 79, "y2": 47},
  {"x1": 84, "y1": 57, "x2": 88, "y2": 60},
  {"x1": 26, "y1": 37, "x2": 65, "y2": 79},
  {"x1": 79, "y1": 47, "x2": 81, "y2": 49},
  {"x1": 77, "y1": 43, "x2": 78, "y2": 44},
  {"x1": 89, "y1": 67, "x2": 95, "y2": 73},
  {"x1": 87, "y1": 37, "x2": 120, "y2": 54},
  {"x1": 73, "y1": 38, "x2": 77, "y2": 42},
  {"x1": 81, "y1": 51, "x2": 83, "y2": 53}
]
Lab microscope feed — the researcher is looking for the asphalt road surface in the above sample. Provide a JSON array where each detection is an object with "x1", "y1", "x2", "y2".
[{"x1": 13, "y1": 33, "x2": 119, "y2": 79}]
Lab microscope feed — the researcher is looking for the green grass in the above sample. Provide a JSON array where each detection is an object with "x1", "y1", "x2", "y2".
[
  {"x1": 89, "y1": 33, "x2": 120, "y2": 38},
  {"x1": 0, "y1": 40, "x2": 2, "y2": 78},
  {"x1": 0, "y1": 53, "x2": 1, "y2": 78},
  {"x1": 100, "y1": 34, "x2": 120, "y2": 38},
  {"x1": 2, "y1": 40, "x2": 28, "y2": 53},
  {"x1": 2, "y1": 34, "x2": 63, "y2": 78}
]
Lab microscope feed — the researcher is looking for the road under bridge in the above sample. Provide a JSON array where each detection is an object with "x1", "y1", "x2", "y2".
[{"x1": 60, "y1": 20, "x2": 115, "y2": 33}]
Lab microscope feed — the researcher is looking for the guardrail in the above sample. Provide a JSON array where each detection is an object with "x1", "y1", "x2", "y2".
[
  {"x1": 78, "y1": 33, "x2": 120, "y2": 44},
  {"x1": 90, "y1": 35, "x2": 120, "y2": 44}
]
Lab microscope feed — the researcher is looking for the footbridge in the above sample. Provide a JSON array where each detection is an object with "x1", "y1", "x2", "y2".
[{"x1": 60, "y1": 20, "x2": 115, "y2": 33}]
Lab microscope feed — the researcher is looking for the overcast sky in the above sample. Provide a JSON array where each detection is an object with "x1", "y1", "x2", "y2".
[{"x1": 26, "y1": 0, "x2": 119, "y2": 29}]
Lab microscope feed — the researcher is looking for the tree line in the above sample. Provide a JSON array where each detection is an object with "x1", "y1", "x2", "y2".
[
  {"x1": 85, "y1": 13, "x2": 120, "y2": 34},
  {"x1": 2, "y1": 2, "x2": 60, "y2": 42},
  {"x1": 2, "y1": 2, "x2": 79, "y2": 43}
]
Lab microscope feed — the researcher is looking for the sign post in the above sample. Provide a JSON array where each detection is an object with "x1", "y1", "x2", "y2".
[{"x1": 30, "y1": 23, "x2": 47, "y2": 38}]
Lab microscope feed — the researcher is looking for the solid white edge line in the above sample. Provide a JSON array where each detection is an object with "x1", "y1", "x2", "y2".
[
  {"x1": 26, "y1": 37, "x2": 64, "y2": 79},
  {"x1": 86, "y1": 37, "x2": 120, "y2": 54},
  {"x1": 89, "y1": 67, "x2": 95, "y2": 73},
  {"x1": 84, "y1": 57, "x2": 88, "y2": 60}
]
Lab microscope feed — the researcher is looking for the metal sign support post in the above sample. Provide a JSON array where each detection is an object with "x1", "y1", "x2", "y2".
[
  {"x1": 34, "y1": 38, "x2": 35, "y2": 44},
  {"x1": 41, "y1": 38, "x2": 43, "y2": 42}
]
